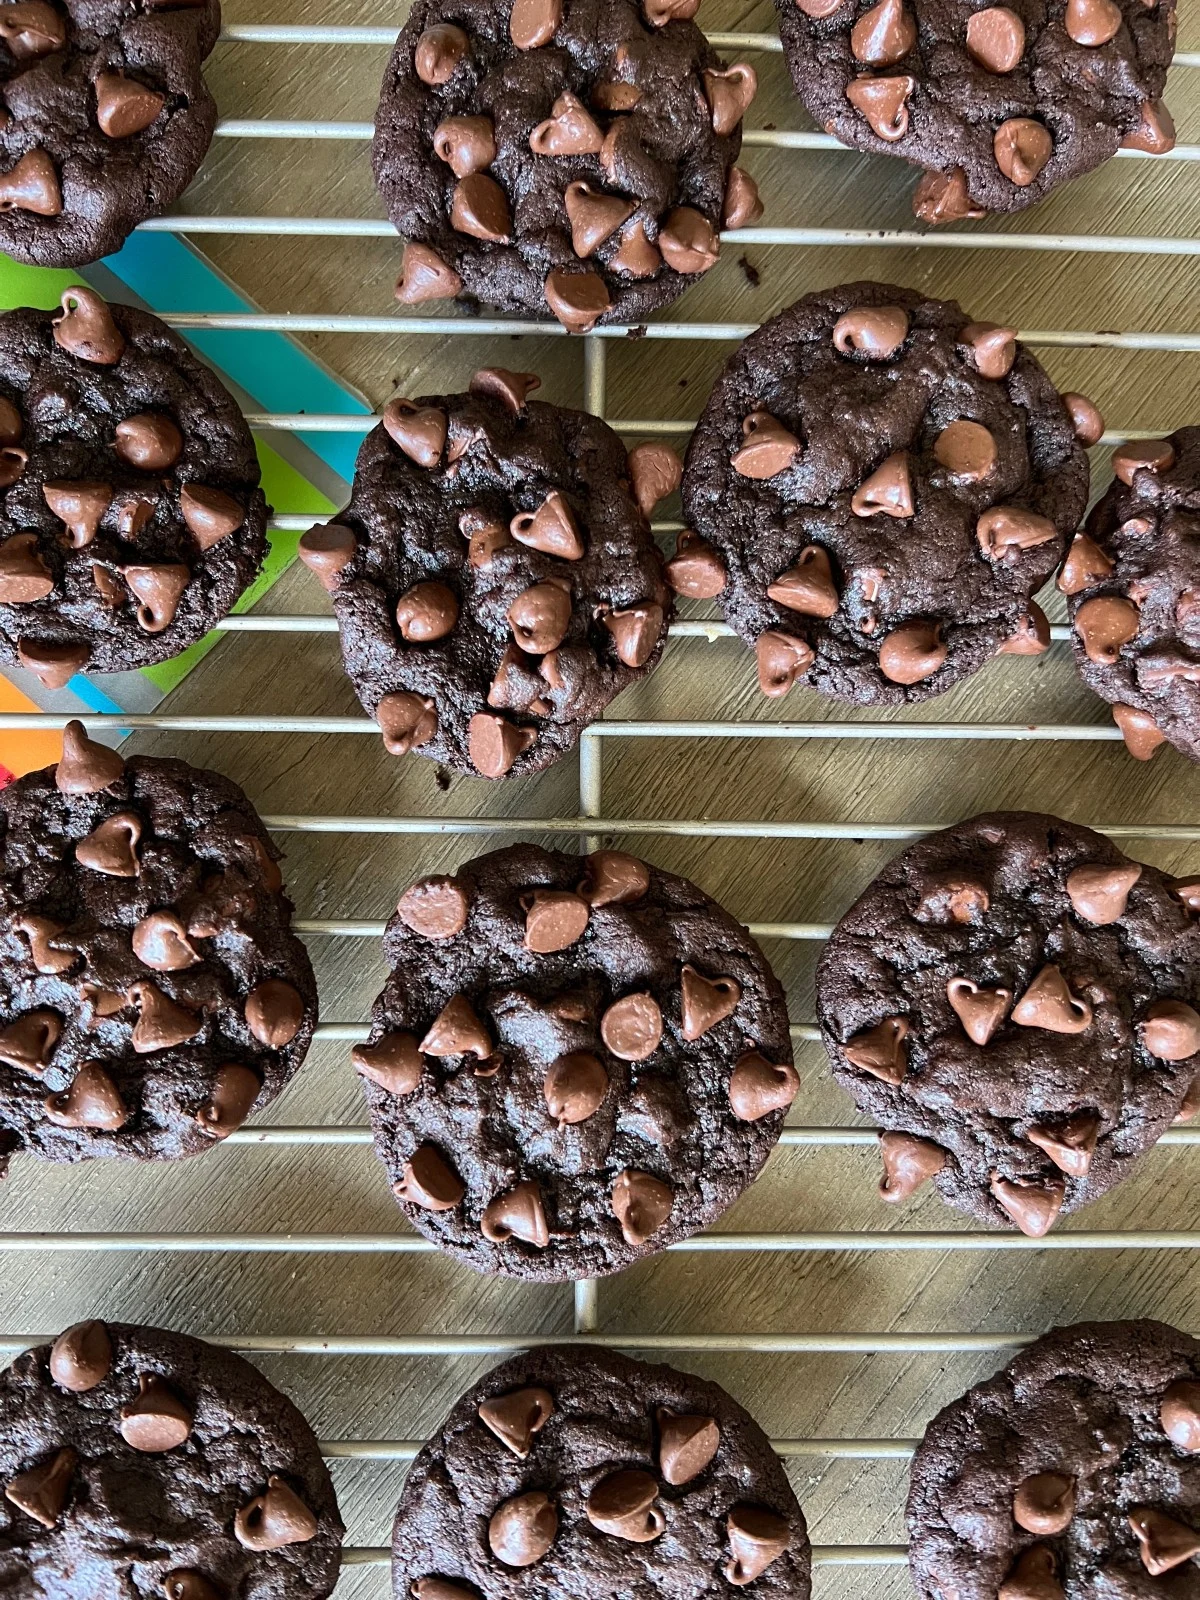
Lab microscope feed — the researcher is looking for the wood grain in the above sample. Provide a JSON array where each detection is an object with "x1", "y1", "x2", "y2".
[{"x1": 5, "y1": 1, "x2": 1200, "y2": 1592}]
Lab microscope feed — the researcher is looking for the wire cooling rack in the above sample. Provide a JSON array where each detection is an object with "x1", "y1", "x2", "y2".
[{"x1": 6, "y1": 10, "x2": 1200, "y2": 1589}]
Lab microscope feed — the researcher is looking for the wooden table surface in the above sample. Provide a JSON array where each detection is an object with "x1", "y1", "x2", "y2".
[{"x1": 6, "y1": 1, "x2": 1200, "y2": 1592}]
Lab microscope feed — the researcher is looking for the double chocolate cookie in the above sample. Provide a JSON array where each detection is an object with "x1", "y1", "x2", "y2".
[
  {"x1": 0, "y1": 722, "x2": 317, "y2": 1172},
  {"x1": 301, "y1": 369, "x2": 674, "y2": 780},
  {"x1": 680, "y1": 283, "x2": 1092, "y2": 706},
  {"x1": 908, "y1": 1319, "x2": 1200, "y2": 1597},
  {"x1": 774, "y1": 0, "x2": 1176, "y2": 224},
  {"x1": 356, "y1": 844, "x2": 797, "y2": 1280},
  {"x1": 0, "y1": 1319, "x2": 344, "y2": 1599},
  {"x1": 374, "y1": 0, "x2": 762, "y2": 329},
  {"x1": 816, "y1": 812, "x2": 1200, "y2": 1236},
  {"x1": 0, "y1": 289, "x2": 268, "y2": 681},
  {"x1": 0, "y1": 0, "x2": 220, "y2": 266},
  {"x1": 393, "y1": 1344, "x2": 812, "y2": 1599},
  {"x1": 1063, "y1": 427, "x2": 1200, "y2": 765}
]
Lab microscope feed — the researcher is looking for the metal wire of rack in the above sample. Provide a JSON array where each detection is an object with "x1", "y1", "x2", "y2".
[{"x1": 6, "y1": 10, "x2": 1200, "y2": 1591}]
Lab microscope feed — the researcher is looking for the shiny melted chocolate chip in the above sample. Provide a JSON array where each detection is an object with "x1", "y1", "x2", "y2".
[
  {"x1": 478, "y1": 1386, "x2": 554, "y2": 1456},
  {"x1": 234, "y1": 1476, "x2": 319, "y2": 1549},
  {"x1": 49, "y1": 1320, "x2": 112, "y2": 1391},
  {"x1": 586, "y1": 1468, "x2": 665, "y2": 1542},
  {"x1": 611, "y1": 1167, "x2": 673, "y2": 1244},
  {"x1": 878, "y1": 1131, "x2": 945, "y2": 1202},
  {"x1": 119, "y1": 1373, "x2": 193, "y2": 1452}
]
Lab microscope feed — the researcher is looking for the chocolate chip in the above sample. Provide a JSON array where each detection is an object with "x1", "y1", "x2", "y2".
[
  {"x1": 481, "y1": 1179, "x2": 549, "y2": 1245},
  {"x1": 383, "y1": 399, "x2": 447, "y2": 468},
  {"x1": 946, "y1": 976, "x2": 1012, "y2": 1045},
  {"x1": 194, "y1": 1063, "x2": 261, "y2": 1139},
  {"x1": 510, "y1": 490, "x2": 585, "y2": 559},
  {"x1": 727, "y1": 1050, "x2": 800, "y2": 1120},
  {"x1": 52, "y1": 287, "x2": 123, "y2": 364},
  {"x1": 1128, "y1": 1506, "x2": 1200, "y2": 1574},
  {"x1": 1026, "y1": 1112, "x2": 1100, "y2": 1177},
  {"x1": 530, "y1": 92, "x2": 603, "y2": 155},
  {"x1": 601, "y1": 993, "x2": 663, "y2": 1060},
  {"x1": 467, "y1": 712, "x2": 536, "y2": 777},
  {"x1": 488, "y1": 1490, "x2": 557, "y2": 1567},
  {"x1": 394, "y1": 1144, "x2": 465, "y2": 1211},
  {"x1": 723, "y1": 167, "x2": 763, "y2": 229},
  {"x1": 114, "y1": 413, "x2": 182, "y2": 472},
  {"x1": 878, "y1": 620, "x2": 946, "y2": 684},
  {"x1": 376, "y1": 691, "x2": 438, "y2": 756},
  {"x1": 961, "y1": 321, "x2": 1017, "y2": 379},
  {"x1": 0, "y1": 532, "x2": 53, "y2": 602},
  {"x1": 832, "y1": 305, "x2": 909, "y2": 357},
  {"x1": 611, "y1": 1167, "x2": 672, "y2": 1243},
  {"x1": 756, "y1": 629, "x2": 814, "y2": 695},
  {"x1": 450, "y1": 173, "x2": 511, "y2": 243},
  {"x1": 523, "y1": 889, "x2": 589, "y2": 953},
  {"x1": 1014, "y1": 1471, "x2": 1075, "y2": 1535},
  {"x1": 49, "y1": 1320, "x2": 112, "y2": 1391},
  {"x1": 0, "y1": 149, "x2": 61, "y2": 215},
  {"x1": 353, "y1": 1033, "x2": 424, "y2": 1095},
  {"x1": 767, "y1": 544, "x2": 839, "y2": 617},
  {"x1": 680, "y1": 964, "x2": 741, "y2": 1040},
  {"x1": 0, "y1": 1009, "x2": 61, "y2": 1074},
  {"x1": 121, "y1": 563, "x2": 190, "y2": 633},
  {"x1": 543, "y1": 1051, "x2": 608, "y2": 1124},
  {"x1": 878, "y1": 1131, "x2": 945, "y2": 1202},
  {"x1": 17, "y1": 638, "x2": 89, "y2": 688},
  {"x1": 398, "y1": 876, "x2": 469, "y2": 940},
  {"x1": 1066, "y1": 862, "x2": 1141, "y2": 924},
  {"x1": 1011, "y1": 965, "x2": 1093, "y2": 1033},
  {"x1": 845, "y1": 74, "x2": 914, "y2": 140},
  {"x1": 657, "y1": 1409, "x2": 720, "y2": 1485},
  {"x1": 851, "y1": 0, "x2": 916, "y2": 64},
  {"x1": 94, "y1": 72, "x2": 165, "y2": 138},
  {"x1": 843, "y1": 1016, "x2": 909, "y2": 1082},
  {"x1": 603, "y1": 603, "x2": 663, "y2": 668},
  {"x1": 1064, "y1": 0, "x2": 1121, "y2": 46},
  {"x1": 0, "y1": 2, "x2": 65, "y2": 60},
  {"x1": 162, "y1": 1574, "x2": 223, "y2": 1600},
  {"x1": 132, "y1": 910, "x2": 201, "y2": 971},
  {"x1": 724, "y1": 1504, "x2": 791, "y2": 1585},
  {"x1": 414, "y1": 23, "x2": 468, "y2": 84},
  {"x1": 234, "y1": 1476, "x2": 319, "y2": 1549},
  {"x1": 119, "y1": 1373, "x2": 193, "y2": 1452},
  {"x1": 543, "y1": 268, "x2": 612, "y2": 333},
  {"x1": 477, "y1": 1386, "x2": 554, "y2": 1456},
  {"x1": 585, "y1": 1468, "x2": 665, "y2": 1541},
  {"x1": 180, "y1": 484, "x2": 245, "y2": 550},
  {"x1": 4, "y1": 1447, "x2": 76, "y2": 1527},
  {"x1": 508, "y1": 582, "x2": 572, "y2": 654},
  {"x1": 394, "y1": 243, "x2": 463, "y2": 304},
  {"x1": 851, "y1": 451, "x2": 913, "y2": 518},
  {"x1": 994, "y1": 117, "x2": 1053, "y2": 184},
  {"x1": 580, "y1": 850, "x2": 650, "y2": 906},
  {"x1": 626, "y1": 442, "x2": 682, "y2": 517},
  {"x1": 130, "y1": 980, "x2": 200, "y2": 1052},
  {"x1": 989, "y1": 1172, "x2": 1065, "y2": 1236},
  {"x1": 1161, "y1": 1379, "x2": 1200, "y2": 1452},
  {"x1": 665, "y1": 530, "x2": 726, "y2": 598},
  {"x1": 244, "y1": 979, "x2": 304, "y2": 1049},
  {"x1": 1139, "y1": 999, "x2": 1200, "y2": 1061},
  {"x1": 420, "y1": 995, "x2": 491, "y2": 1058},
  {"x1": 702, "y1": 63, "x2": 757, "y2": 135},
  {"x1": 657, "y1": 207, "x2": 720, "y2": 274}
]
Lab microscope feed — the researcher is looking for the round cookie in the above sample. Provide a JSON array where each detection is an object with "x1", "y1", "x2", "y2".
[
  {"x1": 0, "y1": 1319, "x2": 344, "y2": 1599},
  {"x1": 773, "y1": 0, "x2": 1176, "y2": 224},
  {"x1": 815, "y1": 811, "x2": 1200, "y2": 1236},
  {"x1": 1063, "y1": 426, "x2": 1200, "y2": 765},
  {"x1": 680, "y1": 282, "x2": 1091, "y2": 706},
  {"x1": 301, "y1": 369, "x2": 674, "y2": 781},
  {"x1": 393, "y1": 1344, "x2": 811, "y2": 1600},
  {"x1": 0, "y1": 0, "x2": 220, "y2": 267},
  {"x1": 373, "y1": 0, "x2": 762, "y2": 330},
  {"x1": 0, "y1": 289, "x2": 268, "y2": 680},
  {"x1": 0, "y1": 722, "x2": 317, "y2": 1172},
  {"x1": 356, "y1": 843, "x2": 797, "y2": 1280},
  {"x1": 907, "y1": 1319, "x2": 1200, "y2": 1598}
]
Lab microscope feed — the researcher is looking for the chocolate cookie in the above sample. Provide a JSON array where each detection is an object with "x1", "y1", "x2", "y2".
[
  {"x1": 0, "y1": 1319, "x2": 344, "y2": 1599},
  {"x1": 393, "y1": 1344, "x2": 812, "y2": 1599},
  {"x1": 815, "y1": 811, "x2": 1200, "y2": 1236},
  {"x1": 1062, "y1": 427, "x2": 1200, "y2": 766},
  {"x1": 356, "y1": 844, "x2": 797, "y2": 1280},
  {"x1": 908, "y1": 1319, "x2": 1200, "y2": 1598},
  {"x1": 301, "y1": 369, "x2": 674, "y2": 780},
  {"x1": 0, "y1": 722, "x2": 317, "y2": 1172},
  {"x1": 373, "y1": 0, "x2": 762, "y2": 329},
  {"x1": 774, "y1": 0, "x2": 1176, "y2": 224},
  {"x1": 680, "y1": 282, "x2": 1091, "y2": 706},
  {"x1": 0, "y1": 289, "x2": 268, "y2": 681},
  {"x1": 0, "y1": 0, "x2": 220, "y2": 266}
]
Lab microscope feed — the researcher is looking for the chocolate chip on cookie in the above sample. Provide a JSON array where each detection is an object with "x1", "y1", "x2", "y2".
[
  {"x1": 303, "y1": 371, "x2": 673, "y2": 780},
  {"x1": 0, "y1": 727, "x2": 316, "y2": 1172},
  {"x1": 817, "y1": 811, "x2": 1200, "y2": 1235},
  {"x1": 908, "y1": 1319, "x2": 1200, "y2": 1598},
  {"x1": 0, "y1": 0, "x2": 220, "y2": 266},
  {"x1": 356, "y1": 844, "x2": 796, "y2": 1279},
  {"x1": 374, "y1": 0, "x2": 761, "y2": 327},
  {"x1": 681, "y1": 282, "x2": 1090, "y2": 706},
  {"x1": 393, "y1": 1344, "x2": 811, "y2": 1599},
  {"x1": 1063, "y1": 426, "x2": 1200, "y2": 765},
  {"x1": 774, "y1": 0, "x2": 1176, "y2": 221},
  {"x1": 0, "y1": 1321, "x2": 343, "y2": 1596}
]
